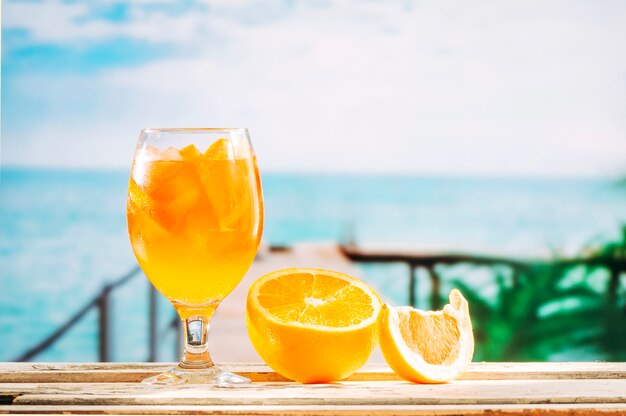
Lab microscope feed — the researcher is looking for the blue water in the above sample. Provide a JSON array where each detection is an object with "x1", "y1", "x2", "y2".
[{"x1": 2, "y1": 168, "x2": 626, "y2": 361}]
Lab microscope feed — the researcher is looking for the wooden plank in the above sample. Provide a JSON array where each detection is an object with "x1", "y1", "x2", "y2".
[
  {"x1": 1, "y1": 362, "x2": 624, "y2": 383},
  {"x1": 2, "y1": 403, "x2": 626, "y2": 415},
  {"x1": 1, "y1": 363, "x2": 624, "y2": 415},
  {"x1": 3, "y1": 380, "x2": 626, "y2": 406},
  {"x1": 0, "y1": 363, "x2": 290, "y2": 384}
]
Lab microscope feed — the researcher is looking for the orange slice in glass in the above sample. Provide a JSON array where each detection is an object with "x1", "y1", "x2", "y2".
[
  {"x1": 179, "y1": 144, "x2": 202, "y2": 161},
  {"x1": 204, "y1": 138, "x2": 234, "y2": 160}
]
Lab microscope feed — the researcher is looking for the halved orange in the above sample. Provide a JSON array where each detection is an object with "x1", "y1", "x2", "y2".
[
  {"x1": 246, "y1": 268, "x2": 382, "y2": 383},
  {"x1": 378, "y1": 289, "x2": 474, "y2": 383}
]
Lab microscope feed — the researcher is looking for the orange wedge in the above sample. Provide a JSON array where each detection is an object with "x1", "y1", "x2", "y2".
[
  {"x1": 378, "y1": 289, "x2": 474, "y2": 383},
  {"x1": 204, "y1": 138, "x2": 234, "y2": 159},
  {"x1": 179, "y1": 144, "x2": 202, "y2": 160},
  {"x1": 246, "y1": 268, "x2": 382, "y2": 383}
]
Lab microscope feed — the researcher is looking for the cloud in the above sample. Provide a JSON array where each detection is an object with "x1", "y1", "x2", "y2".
[
  {"x1": 4, "y1": 0, "x2": 206, "y2": 44},
  {"x1": 3, "y1": 0, "x2": 626, "y2": 176}
]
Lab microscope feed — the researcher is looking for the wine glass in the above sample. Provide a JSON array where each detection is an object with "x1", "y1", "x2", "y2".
[{"x1": 127, "y1": 128, "x2": 263, "y2": 385}]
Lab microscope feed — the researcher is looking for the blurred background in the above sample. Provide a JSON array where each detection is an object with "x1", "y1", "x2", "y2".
[{"x1": 2, "y1": 0, "x2": 625, "y2": 363}]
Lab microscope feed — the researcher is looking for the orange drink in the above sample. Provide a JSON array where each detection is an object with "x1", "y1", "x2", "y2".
[
  {"x1": 128, "y1": 140, "x2": 263, "y2": 305},
  {"x1": 126, "y1": 128, "x2": 263, "y2": 385}
]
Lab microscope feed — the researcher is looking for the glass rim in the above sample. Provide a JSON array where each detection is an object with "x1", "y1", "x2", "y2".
[{"x1": 141, "y1": 127, "x2": 248, "y2": 134}]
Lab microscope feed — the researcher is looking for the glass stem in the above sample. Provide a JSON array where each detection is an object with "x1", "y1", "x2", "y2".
[{"x1": 177, "y1": 305, "x2": 217, "y2": 370}]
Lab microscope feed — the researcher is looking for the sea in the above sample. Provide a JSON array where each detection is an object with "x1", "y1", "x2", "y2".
[{"x1": 1, "y1": 168, "x2": 626, "y2": 362}]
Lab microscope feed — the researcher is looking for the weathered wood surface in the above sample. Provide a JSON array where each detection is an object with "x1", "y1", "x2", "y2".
[
  {"x1": 1, "y1": 362, "x2": 625, "y2": 383},
  {"x1": 3, "y1": 379, "x2": 626, "y2": 405},
  {"x1": 2, "y1": 404, "x2": 626, "y2": 415},
  {"x1": 0, "y1": 363, "x2": 625, "y2": 415}
]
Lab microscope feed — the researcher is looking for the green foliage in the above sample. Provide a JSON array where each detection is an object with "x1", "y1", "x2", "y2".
[{"x1": 451, "y1": 244, "x2": 626, "y2": 361}]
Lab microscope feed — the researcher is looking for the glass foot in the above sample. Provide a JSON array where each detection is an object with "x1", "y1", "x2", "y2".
[{"x1": 142, "y1": 366, "x2": 251, "y2": 386}]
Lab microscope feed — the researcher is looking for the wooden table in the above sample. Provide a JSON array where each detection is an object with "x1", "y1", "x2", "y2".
[{"x1": 1, "y1": 362, "x2": 625, "y2": 415}]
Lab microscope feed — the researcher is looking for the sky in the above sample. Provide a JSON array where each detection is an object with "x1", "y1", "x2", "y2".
[{"x1": 2, "y1": 0, "x2": 626, "y2": 176}]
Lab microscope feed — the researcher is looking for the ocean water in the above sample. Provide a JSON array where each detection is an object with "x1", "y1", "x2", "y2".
[{"x1": 1, "y1": 168, "x2": 626, "y2": 361}]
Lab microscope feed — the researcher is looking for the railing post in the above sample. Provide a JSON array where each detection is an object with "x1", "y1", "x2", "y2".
[
  {"x1": 148, "y1": 284, "x2": 158, "y2": 362},
  {"x1": 98, "y1": 285, "x2": 112, "y2": 362},
  {"x1": 173, "y1": 315, "x2": 182, "y2": 360},
  {"x1": 12, "y1": 266, "x2": 141, "y2": 363},
  {"x1": 608, "y1": 266, "x2": 620, "y2": 306},
  {"x1": 425, "y1": 265, "x2": 441, "y2": 310},
  {"x1": 409, "y1": 264, "x2": 417, "y2": 307},
  {"x1": 511, "y1": 266, "x2": 520, "y2": 288}
]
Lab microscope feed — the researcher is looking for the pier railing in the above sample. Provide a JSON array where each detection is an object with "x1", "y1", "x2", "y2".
[
  {"x1": 339, "y1": 244, "x2": 626, "y2": 309},
  {"x1": 13, "y1": 266, "x2": 180, "y2": 362},
  {"x1": 12, "y1": 243, "x2": 625, "y2": 362}
]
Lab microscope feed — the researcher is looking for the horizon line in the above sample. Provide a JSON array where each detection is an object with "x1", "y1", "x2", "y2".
[{"x1": 1, "y1": 164, "x2": 623, "y2": 182}]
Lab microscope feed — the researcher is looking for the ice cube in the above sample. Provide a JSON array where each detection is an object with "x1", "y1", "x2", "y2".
[{"x1": 160, "y1": 146, "x2": 184, "y2": 161}]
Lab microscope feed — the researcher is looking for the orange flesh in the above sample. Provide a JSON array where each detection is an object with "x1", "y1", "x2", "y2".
[
  {"x1": 399, "y1": 311, "x2": 460, "y2": 365},
  {"x1": 127, "y1": 141, "x2": 263, "y2": 305},
  {"x1": 257, "y1": 273, "x2": 376, "y2": 327}
]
